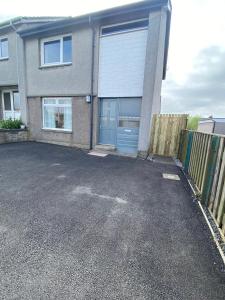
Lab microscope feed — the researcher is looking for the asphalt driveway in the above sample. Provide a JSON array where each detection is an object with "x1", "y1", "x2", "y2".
[{"x1": 0, "y1": 142, "x2": 225, "y2": 300}]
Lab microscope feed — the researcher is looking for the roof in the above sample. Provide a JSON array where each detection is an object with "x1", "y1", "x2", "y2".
[
  {"x1": 199, "y1": 118, "x2": 225, "y2": 124},
  {"x1": 0, "y1": 16, "x2": 68, "y2": 30},
  {"x1": 18, "y1": 0, "x2": 172, "y2": 80}
]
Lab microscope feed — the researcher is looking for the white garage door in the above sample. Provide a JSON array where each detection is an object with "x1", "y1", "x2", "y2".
[{"x1": 98, "y1": 28, "x2": 148, "y2": 98}]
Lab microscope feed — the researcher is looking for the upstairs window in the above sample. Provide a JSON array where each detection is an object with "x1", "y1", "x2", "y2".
[
  {"x1": 0, "y1": 38, "x2": 9, "y2": 59},
  {"x1": 101, "y1": 19, "x2": 149, "y2": 36},
  {"x1": 41, "y1": 35, "x2": 72, "y2": 66}
]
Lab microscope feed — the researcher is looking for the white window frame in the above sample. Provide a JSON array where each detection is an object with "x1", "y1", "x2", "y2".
[
  {"x1": 100, "y1": 18, "x2": 149, "y2": 37},
  {"x1": 1, "y1": 89, "x2": 21, "y2": 120},
  {"x1": 40, "y1": 34, "x2": 72, "y2": 67},
  {"x1": 42, "y1": 97, "x2": 72, "y2": 132},
  {"x1": 0, "y1": 37, "x2": 9, "y2": 60}
]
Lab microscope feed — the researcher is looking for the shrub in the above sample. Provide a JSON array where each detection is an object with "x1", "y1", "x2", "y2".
[
  {"x1": 187, "y1": 115, "x2": 201, "y2": 131},
  {"x1": 0, "y1": 119, "x2": 23, "y2": 129}
]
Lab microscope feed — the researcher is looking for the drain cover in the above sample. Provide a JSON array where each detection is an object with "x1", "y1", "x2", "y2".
[{"x1": 163, "y1": 173, "x2": 180, "y2": 181}]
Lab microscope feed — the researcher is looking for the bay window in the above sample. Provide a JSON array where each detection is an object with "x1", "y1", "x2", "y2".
[
  {"x1": 41, "y1": 35, "x2": 72, "y2": 66},
  {"x1": 42, "y1": 98, "x2": 72, "y2": 131}
]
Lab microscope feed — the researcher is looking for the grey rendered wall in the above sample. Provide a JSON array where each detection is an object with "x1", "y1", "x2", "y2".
[
  {"x1": 214, "y1": 123, "x2": 225, "y2": 135},
  {"x1": 28, "y1": 96, "x2": 90, "y2": 148},
  {"x1": 0, "y1": 30, "x2": 18, "y2": 86},
  {"x1": 138, "y1": 8, "x2": 168, "y2": 156},
  {"x1": 25, "y1": 26, "x2": 93, "y2": 97}
]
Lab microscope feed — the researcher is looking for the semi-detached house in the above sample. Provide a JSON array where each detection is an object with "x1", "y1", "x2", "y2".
[{"x1": 0, "y1": 0, "x2": 171, "y2": 157}]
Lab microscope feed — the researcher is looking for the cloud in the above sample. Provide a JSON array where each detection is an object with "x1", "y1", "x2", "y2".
[{"x1": 162, "y1": 46, "x2": 225, "y2": 117}]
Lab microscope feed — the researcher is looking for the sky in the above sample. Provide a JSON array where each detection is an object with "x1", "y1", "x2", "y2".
[{"x1": 0, "y1": 0, "x2": 224, "y2": 117}]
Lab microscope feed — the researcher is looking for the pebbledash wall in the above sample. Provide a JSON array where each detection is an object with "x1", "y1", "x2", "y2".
[{"x1": 18, "y1": 1, "x2": 171, "y2": 156}]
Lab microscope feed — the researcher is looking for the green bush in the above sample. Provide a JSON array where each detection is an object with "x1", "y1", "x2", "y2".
[
  {"x1": 0, "y1": 119, "x2": 23, "y2": 129},
  {"x1": 187, "y1": 115, "x2": 201, "y2": 131}
]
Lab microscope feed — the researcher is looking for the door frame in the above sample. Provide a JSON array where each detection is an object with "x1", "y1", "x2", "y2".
[{"x1": 1, "y1": 89, "x2": 20, "y2": 120}]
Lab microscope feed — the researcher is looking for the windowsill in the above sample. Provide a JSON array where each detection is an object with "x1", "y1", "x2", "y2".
[
  {"x1": 0, "y1": 57, "x2": 9, "y2": 61},
  {"x1": 42, "y1": 128, "x2": 72, "y2": 133},
  {"x1": 39, "y1": 62, "x2": 72, "y2": 69}
]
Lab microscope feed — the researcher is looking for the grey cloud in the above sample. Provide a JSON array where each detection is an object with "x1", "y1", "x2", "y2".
[{"x1": 162, "y1": 46, "x2": 225, "y2": 116}]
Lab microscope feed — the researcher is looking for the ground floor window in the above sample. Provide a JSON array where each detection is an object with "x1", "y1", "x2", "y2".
[{"x1": 42, "y1": 98, "x2": 72, "y2": 131}]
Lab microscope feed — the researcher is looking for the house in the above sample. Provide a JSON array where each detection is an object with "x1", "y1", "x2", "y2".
[
  {"x1": 0, "y1": 17, "x2": 66, "y2": 121},
  {"x1": 198, "y1": 117, "x2": 225, "y2": 135},
  {"x1": 0, "y1": 0, "x2": 172, "y2": 157}
]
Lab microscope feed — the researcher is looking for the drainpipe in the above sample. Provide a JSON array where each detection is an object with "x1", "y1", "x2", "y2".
[
  {"x1": 10, "y1": 20, "x2": 20, "y2": 87},
  {"x1": 89, "y1": 16, "x2": 95, "y2": 150}
]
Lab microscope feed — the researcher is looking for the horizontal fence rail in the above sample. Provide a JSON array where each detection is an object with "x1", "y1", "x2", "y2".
[
  {"x1": 178, "y1": 130, "x2": 225, "y2": 238},
  {"x1": 149, "y1": 114, "x2": 188, "y2": 157}
]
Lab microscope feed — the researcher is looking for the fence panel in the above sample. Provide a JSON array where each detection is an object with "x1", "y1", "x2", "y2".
[
  {"x1": 149, "y1": 114, "x2": 188, "y2": 157},
  {"x1": 179, "y1": 129, "x2": 225, "y2": 240}
]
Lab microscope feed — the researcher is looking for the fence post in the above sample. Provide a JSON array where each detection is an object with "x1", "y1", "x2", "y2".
[
  {"x1": 177, "y1": 130, "x2": 184, "y2": 160},
  {"x1": 201, "y1": 136, "x2": 220, "y2": 206},
  {"x1": 184, "y1": 131, "x2": 193, "y2": 172}
]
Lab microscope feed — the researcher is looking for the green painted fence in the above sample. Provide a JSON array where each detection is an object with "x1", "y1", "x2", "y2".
[{"x1": 178, "y1": 130, "x2": 225, "y2": 238}]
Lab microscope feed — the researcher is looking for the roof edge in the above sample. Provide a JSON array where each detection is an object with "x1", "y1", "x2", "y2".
[
  {"x1": 18, "y1": 0, "x2": 170, "y2": 38},
  {"x1": 0, "y1": 16, "x2": 68, "y2": 31}
]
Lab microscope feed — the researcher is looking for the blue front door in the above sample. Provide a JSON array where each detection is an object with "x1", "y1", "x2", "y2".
[{"x1": 99, "y1": 98, "x2": 141, "y2": 154}]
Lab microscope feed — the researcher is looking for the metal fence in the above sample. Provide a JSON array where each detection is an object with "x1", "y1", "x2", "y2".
[{"x1": 178, "y1": 130, "x2": 225, "y2": 238}]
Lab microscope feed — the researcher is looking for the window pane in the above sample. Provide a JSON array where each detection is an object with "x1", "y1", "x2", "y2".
[
  {"x1": 64, "y1": 106, "x2": 72, "y2": 129},
  {"x1": 119, "y1": 98, "x2": 141, "y2": 117},
  {"x1": 1, "y1": 38, "x2": 8, "y2": 58},
  {"x1": 58, "y1": 98, "x2": 71, "y2": 105},
  {"x1": 102, "y1": 20, "x2": 149, "y2": 35},
  {"x1": 63, "y1": 36, "x2": 72, "y2": 63},
  {"x1": 55, "y1": 107, "x2": 64, "y2": 129},
  {"x1": 44, "y1": 98, "x2": 56, "y2": 105},
  {"x1": 13, "y1": 92, "x2": 20, "y2": 111},
  {"x1": 44, "y1": 40, "x2": 60, "y2": 64},
  {"x1": 44, "y1": 106, "x2": 55, "y2": 128},
  {"x1": 3, "y1": 92, "x2": 11, "y2": 110}
]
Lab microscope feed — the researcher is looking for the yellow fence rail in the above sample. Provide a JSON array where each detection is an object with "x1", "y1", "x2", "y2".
[
  {"x1": 178, "y1": 130, "x2": 225, "y2": 239},
  {"x1": 149, "y1": 114, "x2": 188, "y2": 157}
]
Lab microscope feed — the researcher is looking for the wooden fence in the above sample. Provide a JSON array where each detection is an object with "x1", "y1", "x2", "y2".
[
  {"x1": 149, "y1": 114, "x2": 188, "y2": 157},
  {"x1": 178, "y1": 130, "x2": 225, "y2": 238}
]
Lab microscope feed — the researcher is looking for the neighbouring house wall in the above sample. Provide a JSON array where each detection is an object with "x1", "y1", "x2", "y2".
[
  {"x1": 0, "y1": 30, "x2": 18, "y2": 86},
  {"x1": 198, "y1": 122, "x2": 214, "y2": 133},
  {"x1": 28, "y1": 96, "x2": 90, "y2": 148},
  {"x1": 25, "y1": 26, "x2": 93, "y2": 97},
  {"x1": 214, "y1": 123, "x2": 225, "y2": 135},
  {"x1": 0, "y1": 23, "x2": 59, "y2": 124},
  {"x1": 138, "y1": 8, "x2": 168, "y2": 156}
]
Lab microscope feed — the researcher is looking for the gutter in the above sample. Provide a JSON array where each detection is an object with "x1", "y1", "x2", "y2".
[{"x1": 10, "y1": 20, "x2": 20, "y2": 89}]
